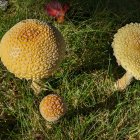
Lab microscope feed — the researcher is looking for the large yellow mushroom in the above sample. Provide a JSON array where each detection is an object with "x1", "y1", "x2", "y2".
[
  {"x1": 112, "y1": 23, "x2": 140, "y2": 91},
  {"x1": 0, "y1": 19, "x2": 66, "y2": 94}
]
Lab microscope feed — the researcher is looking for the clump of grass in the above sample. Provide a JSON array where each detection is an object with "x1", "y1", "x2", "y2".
[{"x1": 1, "y1": 0, "x2": 140, "y2": 139}]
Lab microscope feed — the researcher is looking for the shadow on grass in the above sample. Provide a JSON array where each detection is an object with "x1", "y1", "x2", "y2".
[
  {"x1": 61, "y1": 0, "x2": 140, "y2": 81},
  {"x1": 66, "y1": 91, "x2": 126, "y2": 121},
  {"x1": 68, "y1": 0, "x2": 140, "y2": 24},
  {"x1": 0, "y1": 114, "x2": 19, "y2": 139}
]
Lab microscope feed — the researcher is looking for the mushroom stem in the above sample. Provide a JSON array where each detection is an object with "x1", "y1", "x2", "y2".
[
  {"x1": 31, "y1": 79, "x2": 47, "y2": 95},
  {"x1": 114, "y1": 72, "x2": 133, "y2": 91}
]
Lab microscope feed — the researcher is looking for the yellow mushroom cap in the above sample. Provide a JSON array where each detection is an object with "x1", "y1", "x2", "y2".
[
  {"x1": 0, "y1": 19, "x2": 65, "y2": 80},
  {"x1": 39, "y1": 94, "x2": 67, "y2": 122},
  {"x1": 112, "y1": 23, "x2": 140, "y2": 80}
]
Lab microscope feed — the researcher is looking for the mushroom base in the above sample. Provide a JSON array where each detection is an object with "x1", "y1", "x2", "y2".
[
  {"x1": 114, "y1": 72, "x2": 133, "y2": 91},
  {"x1": 31, "y1": 79, "x2": 47, "y2": 95}
]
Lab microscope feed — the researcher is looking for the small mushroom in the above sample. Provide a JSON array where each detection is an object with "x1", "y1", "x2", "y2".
[
  {"x1": 112, "y1": 23, "x2": 140, "y2": 91},
  {"x1": 0, "y1": 19, "x2": 66, "y2": 95},
  {"x1": 39, "y1": 94, "x2": 67, "y2": 122}
]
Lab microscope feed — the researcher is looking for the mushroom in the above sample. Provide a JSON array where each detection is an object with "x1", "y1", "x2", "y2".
[
  {"x1": 39, "y1": 94, "x2": 67, "y2": 122},
  {"x1": 112, "y1": 23, "x2": 140, "y2": 91},
  {"x1": 0, "y1": 19, "x2": 66, "y2": 94}
]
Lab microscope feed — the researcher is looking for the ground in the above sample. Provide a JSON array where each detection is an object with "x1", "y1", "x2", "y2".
[{"x1": 0, "y1": 0, "x2": 140, "y2": 139}]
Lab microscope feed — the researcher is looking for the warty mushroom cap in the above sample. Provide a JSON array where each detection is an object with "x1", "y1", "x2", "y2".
[
  {"x1": 0, "y1": 19, "x2": 65, "y2": 80},
  {"x1": 39, "y1": 94, "x2": 67, "y2": 122},
  {"x1": 112, "y1": 23, "x2": 140, "y2": 80}
]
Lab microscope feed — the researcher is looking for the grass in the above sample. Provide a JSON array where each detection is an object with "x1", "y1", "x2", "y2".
[{"x1": 0, "y1": 0, "x2": 140, "y2": 139}]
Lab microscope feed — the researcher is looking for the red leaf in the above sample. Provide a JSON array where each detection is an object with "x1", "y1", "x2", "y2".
[{"x1": 44, "y1": 0, "x2": 70, "y2": 23}]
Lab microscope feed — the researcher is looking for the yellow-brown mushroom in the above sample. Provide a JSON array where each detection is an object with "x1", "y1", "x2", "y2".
[
  {"x1": 0, "y1": 19, "x2": 66, "y2": 94},
  {"x1": 112, "y1": 23, "x2": 140, "y2": 91},
  {"x1": 39, "y1": 94, "x2": 67, "y2": 122}
]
